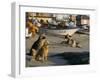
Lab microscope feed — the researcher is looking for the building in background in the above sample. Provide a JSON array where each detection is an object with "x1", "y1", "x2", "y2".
[{"x1": 76, "y1": 15, "x2": 90, "y2": 28}]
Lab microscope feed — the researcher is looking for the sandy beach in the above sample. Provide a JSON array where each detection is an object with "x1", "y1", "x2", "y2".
[{"x1": 26, "y1": 32, "x2": 89, "y2": 67}]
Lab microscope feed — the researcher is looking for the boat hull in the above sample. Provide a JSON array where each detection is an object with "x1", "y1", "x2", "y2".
[{"x1": 46, "y1": 28, "x2": 79, "y2": 36}]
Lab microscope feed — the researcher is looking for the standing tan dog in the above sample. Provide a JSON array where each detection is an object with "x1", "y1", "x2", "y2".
[{"x1": 35, "y1": 40, "x2": 49, "y2": 62}]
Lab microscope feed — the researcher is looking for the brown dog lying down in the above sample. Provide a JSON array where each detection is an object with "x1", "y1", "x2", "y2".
[
  {"x1": 61, "y1": 34, "x2": 82, "y2": 48},
  {"x1": 35, "y1": 40, "x2": 49, "y2": 62},
  {"x1": 26, "y1": 20, "x2": 39, "y2": 38}
]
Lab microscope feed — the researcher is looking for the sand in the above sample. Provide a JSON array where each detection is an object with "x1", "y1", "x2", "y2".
[{"x1": 26, "y1": 32, "x2": 89, "y2": 67}]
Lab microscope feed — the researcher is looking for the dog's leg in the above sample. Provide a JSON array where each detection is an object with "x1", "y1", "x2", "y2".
[
  {"x1": 31, "y1": 49, "x2": 36, "y2": 61},
  {"x1": 71, "y1": 40, "x2": 76, "y2": 47},
  {"x1": 37, "y1": 55, "x2": 40, "y2": 61},
  {"x1": 76, "y1": 43, "x2": 82, "y2": 48},
  {"x1": 44, "y1": 56, "x2": 48, "y2": 61},
  {"x1": 35, "y1": 54, "x2": 39, "y2": 61},
  {"x1": 44, "y1": 52, "x2": 48, "y2": 61},
  {"x1": 41, "y1": 53, "x2": 45, "y2": 63}
]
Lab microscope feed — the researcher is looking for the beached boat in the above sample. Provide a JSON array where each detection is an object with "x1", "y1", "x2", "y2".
[{"x1": 46, "y1": 28, "x2": 79, "y2": 36}]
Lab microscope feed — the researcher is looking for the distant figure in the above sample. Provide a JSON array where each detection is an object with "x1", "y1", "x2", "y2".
[
  {"x1": 46, "y1": 20, "x2": 49, "y2": 24},
  {"x1": 40, "y1": 19, "x2": 45, "y2": 28},
  {"x1": 67, "y1": 21, "x2": 76, "y2": 28},
  {"x1": 32, "y1": 18, "x2": 41, "y2": 27},
  {"x1": 65, "y1": 21, "x2": 69, "y2": 27}
]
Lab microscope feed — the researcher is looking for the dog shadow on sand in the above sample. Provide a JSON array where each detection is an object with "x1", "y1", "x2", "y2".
[{"x1": 26, "y1": 51, "x2": 89, "y2": 67}]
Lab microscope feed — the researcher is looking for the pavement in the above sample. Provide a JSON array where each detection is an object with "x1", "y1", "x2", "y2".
[{"x1": 26, "y1": 32, "x2": 89, "y2": 67}]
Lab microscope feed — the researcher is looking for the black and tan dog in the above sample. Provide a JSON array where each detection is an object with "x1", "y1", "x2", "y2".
[
  {"x1": 62, "y1": 34, "x2": 82, "y2": 48},
  {"x1": 29, "y1": 33, "x2": 46, "y2": 61},
  {"x1": 35, "y1": 40, "x2": 49, "y2": 62}
]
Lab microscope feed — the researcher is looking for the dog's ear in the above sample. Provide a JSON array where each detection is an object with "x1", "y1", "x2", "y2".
[
  {"x1": 67, "y1": 34, "x2": 72, "y2": 38},
  {"x1": 44, "y1": 40, "x2": 49, "y2": 46},
  {"x1": 46, "y1": 41, "x2": 49, "y2": 45},
  {"x1": 38, "y1": 33, "x2": 44, "y2": 40},
  {"x1": 65, "y1": 34, "x2": 69, "y2": 39},
  {"x1": 69, "y1": 35, "x2": 72, "y2": 37},
  {"x1": 39, "y1": 33, "x2": 46, "y2": 39},
  {"x1": 65, "y1": 34, "x2": 72, "y2": 39},
  {"x1": 42, "y1": 36, "x2": 46, "y2": 39},
  {"x1": 40, "y1": 33, "x2": 45, "y2": 36}
]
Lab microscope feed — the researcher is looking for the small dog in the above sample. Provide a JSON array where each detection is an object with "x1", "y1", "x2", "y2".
[
  {"x1": 29, "y1": 33, "x2": 46, "y2": 61},
  {"x1": 35, "y1": 40, "x2": 49, "y2": 62},
  {"x1": 26, "y1": 20, "x2": 39, "y2": 38},
  {"x1": 64, "y1": 34, "x2": 82, "y2": 48}
]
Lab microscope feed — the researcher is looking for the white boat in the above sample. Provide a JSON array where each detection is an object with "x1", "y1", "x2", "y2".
[{"x1": 46, "y1": 28, "x2": 79, "y2": 36}]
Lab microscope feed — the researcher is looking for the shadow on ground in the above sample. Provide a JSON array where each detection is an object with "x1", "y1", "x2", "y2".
[
  {"x1": 49, "y1": 51, "x2": 89, "y2": 65},
  {"x1": 26, "y1": 51, "x2": 89, "y2": 67}
]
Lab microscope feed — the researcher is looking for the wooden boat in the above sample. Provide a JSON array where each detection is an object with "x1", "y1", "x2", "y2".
[{"x1": 46, "y1": 28, "x2": 79, "y2": 36}]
